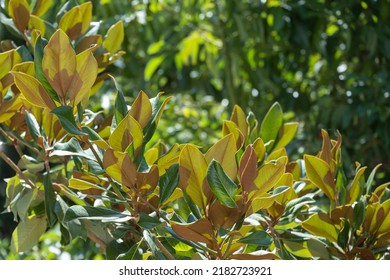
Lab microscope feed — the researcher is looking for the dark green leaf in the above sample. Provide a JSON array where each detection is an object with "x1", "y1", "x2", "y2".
[
  {"x1": 51, "y1": 106, "x2": 87, "y2": 136},
  {"x1": 238, "y1": 230, "x2": 273, "y2": 246},
  {"x1": 365, "y1": 164, "x2": 381, "y2": 195},
  {"x1": 353, "y1": 198, "x2": 366, "y2": 230},
  {"x1": 113, "y1": 76, "x2": 127, "y2": 124},
  {"x1": 43, "y1": 173, "x2": 57, "y2": 227},
  {"x1": 159, "y1": 163, "x2": 179, "y2": 205},
  {"x1": 117, "y1": 242, "x2": 143, "y2": 260},
  {"x1": 337, "y1": 220, "x2": 350, "y2": 249},
  {"x1": 64, "y1": 205, "x2": 129, "y2": 222},
  {"x1": 143, "y1": 230, "x2": 166, "y2": 260},
  {"x1": 207, "y1": 159, "x2": 238, "y2": 208},
  {"x1": 138, "y1": 212, "x2": 161, "y2": 229}
]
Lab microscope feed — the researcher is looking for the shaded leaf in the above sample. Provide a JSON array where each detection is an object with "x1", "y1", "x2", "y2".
[
  {"x1": 64, "y1": 205, "x2": 129, "y2": 222},
  {"x1": 51, "y1": 106, "x2": 86, "y2": 135},
  {"x1": 207, "y1": 159, "x2": 238, "y2": 208},
  {"x1": 11, "y1": 215, "x2": 47, "y2": 253},
  {"x1": 159, "y1": 163, "x2": 179, "y2": 205},
  {"x1": 238, "y1": 230, "x2": 272, "y2": 246}
]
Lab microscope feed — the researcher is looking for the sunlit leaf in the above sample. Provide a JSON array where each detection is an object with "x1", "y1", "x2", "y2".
[
  {"x1": 103, "y1": 20, "x2": 124, "y2": 53},
  {"x1": 205, "y1": 134, "x2": 238, "y2": 180},
  {"x1": 129, "y1": 90, "x2": 152, "y2": 128},
  {"x1": 43, "y1": 29, "x2": 76, "y2": 102},
  {"x1": 59, "y1": 2, "x2": 92, "y2": 40},
  {"x1": 302, "y1": 213, "x2": 338, "y2": 243},
  {"x1": 11, "y1": 71, "x2": 56, "y2": 110},
  {"x1": 260, "y1": 102, "x2": 283, "y2": 150},
  {"x1": 103, "y1": 148, "x2": 137, "y2": 188},
  {"x1": 304, "y1": 155, "x2": 336, "y2": 201},
  {"x1": 231, "y1": 105, "x2": 248, "y2": 139},
  {"x1": 8, "y1": 0, "x2": 30, "y2": 34},
  {"x1": 273, "y1": 122, "x2": 298, "y2": 150}
]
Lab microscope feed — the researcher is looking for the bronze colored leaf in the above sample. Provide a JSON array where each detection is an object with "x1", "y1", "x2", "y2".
[
  {"x1": 171, "y1": 218, "x2": 214, "y2": 248},
  {"x1": 8, "y1": 0, "x2": 30, "y2": 34},
  {"x1": 239, "y1": 145, "x2": 257, "y2": 193}
]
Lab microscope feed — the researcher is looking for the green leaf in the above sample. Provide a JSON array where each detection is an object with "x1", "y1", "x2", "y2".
[
  {"x1": 34, "y1": 35, "x2": 60, "y2": 103},
  {"x1": 25, "y1": 110, "x2": 41, "y2": 141},
  {"x1": 138, "y1": 212, "x2": 161, "y2": 229},
  {"x1": 43, "y1": 173, "x2": 57, "y2": 227},
  {"x1": 365, "y1": 164, "x2": 382, "y2": 195},
  {"x1": 11, "y1": 215, "x2": 47, "y2": 253},
  {"x1": 207, "y1": 159, "x2": 238, "y2": 208},
  {"x1": 352, "y1": 199, "x2": 366, "y2": 230},
  {"x1": 159, "y1": 163, "x2": 179, "y2": 205},
  {"x1": 238, "y1": 230, "x2": 273, "y2": 246},
  {"x1": 51, "y1": 106, "x2": 87, "y2": 136},
  {"x1": 112, "y1": 75, "x2": 127, "y2": 124},
  {"x1": 143, "y1": 230, "x2": 166, "y2": 259},
  {"x1": 51, "y1": 138, "x2": 96, "y2": 161},
  {"x1": 260, "y1": 102, "x2": 283, "y2": 151},
  {"x1": 117, "y1": 242, "x2": 143, "y2": 260},
  {"x1": 64, "y1": 205, "x2": 129, "y2": 222}
]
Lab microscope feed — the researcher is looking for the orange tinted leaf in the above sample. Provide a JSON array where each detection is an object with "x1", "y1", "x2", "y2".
[
  {"x1": 304, "y1": 155, "x2": 336, "y2": 201},
  {"x1": 231, "y1": 105, "x2": 248, "y2": 139},
  {"x1": 103, "y1": 21, "x2": 124, "y2": 53},
  {"x1": 8, "y1": 0, "x2": 30, "y2": 33},
  {"x1": 178, "y1": 145, "x2": 209, "y2": 211},
  {"x1": 239, "y1": 145, "x2": 257, "y2": 193},
  {"x1": 59, "y1": 2, "x2": 92, "y2": 40},
  {"x1": 43, "y1": 29, "x2": 76, "y2": 102},
  {"x1": 205, "y1": 134, "x2": 238, "y2": 179},
  {"x1": 108, "y1": 111, "x2": 143, "y2": 153},
  {"x1": 68, "y1": 49, "x2": 98, "y2": 106},
  {"x1": 302, "y1": 212, "x2": 338, "y2": 242},
  {"x1": 11, "y1": 72, "x2": 56, "y2": 110},
  {"x1": 222, "y1": 120, "x2": 244, "y2": 149},
  {"x1": 251, "y1": 157, "x2": 287, "y2": 198},
  {"x1": 0, "y1": 49, "x2": 22, "y2": 80},
  {"x1": 129, "y1": 91, "x2": 152, "y2": 128},
  {"x1": 171, "y1": 218, "x2": 214, "y2": 248},
  {"x1": 103, "y1": 148, "x2": 137, "y2": 188}
]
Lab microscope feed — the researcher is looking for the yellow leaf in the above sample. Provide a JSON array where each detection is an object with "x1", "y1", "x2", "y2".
[
  {"x1": 302, "y1": 213, "x2": 338, "y2": 243},
  {"x1": 251, "y1": 156, "x2": 287, "y2": 198},
  {"x1": 253, "y1": 137, "x2": 266, "y2": 162},
  {"x1": 171, "y1": 218, "x2": 214, "y2": 248},
  {"x1": 8, "y1": 0, "x2": 30, "y2": 33},
  {"x1": 108, "y1": 111, "x2": 143, "y2": 154},
  {"x1": 144, "y1": 148, "x2": 159, "y2": 166},
  {"x1": 28, "y1": 15, "x2": 46, "y2": 35},
  {"x1": 129, "y1": 90, "x2": 152, "y2": 128},
  {"x1": 43, "y1": 29, "x2": 76, "y2": 102},
  {"x1": 69, "y1": 178, "x2": 104, "y2": 191},
  {"x1": 230, "y1": 105, "x2": 248, "y2": 139},
  {"x1": 205, "y1": 134, "x2": 238, "y2": 180},
  {"x1": 304, "y1": 155, "x2": 336, "y2": 201},
  {"x1": 59, "y1": 2, "x2": 92, "y2": 41},
  {"x1": 248, "y1": 188, "x2": 289, "y2": 214},
  {"x1": 103, "y1": 20, "x2": 124, "y2": 53},
  {"x1": 67, "y1": 49, "x2": 98, "y2": 107},
  {"x1": 157, "y1": 144, "x2": 180, "y2": 175},
  {"x1": 0, "y1": 49, "x2": 22, "y2": 80},
  {"x1": 377, "y1": 200, "x2": 390, "y2": 235},
  {"x1": 273, "y1": 122, "x2": 298, "y2": 150},
  {"x1": 103, "y1": 148, "x2": 137, "y2": 188},
  {"x1": 346, "y1": 166, "x2": 367, "y2": 204},
  {"x1": 11, "y1": 71, "x2": 56, "y2": 110},
  {"x1": 222, "y1": 120, "x2": 244, "y2": 149},
  {"x1": 179, "y1": 145, "x2": 209, "y2": 211},
  {"x1": 0, "y1": 96, "x2": 23, "y2": 123},
  {"x1": 266, "y1": 148, "x2": 287, "y2": 162},
  {"x1": 32, "y1": 0, "x2": 53, "y2": 17}
]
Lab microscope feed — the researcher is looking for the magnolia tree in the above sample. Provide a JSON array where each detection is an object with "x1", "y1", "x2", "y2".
[{"x1": 0, "y1": 1, "x2": 389, "y2": 260}]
